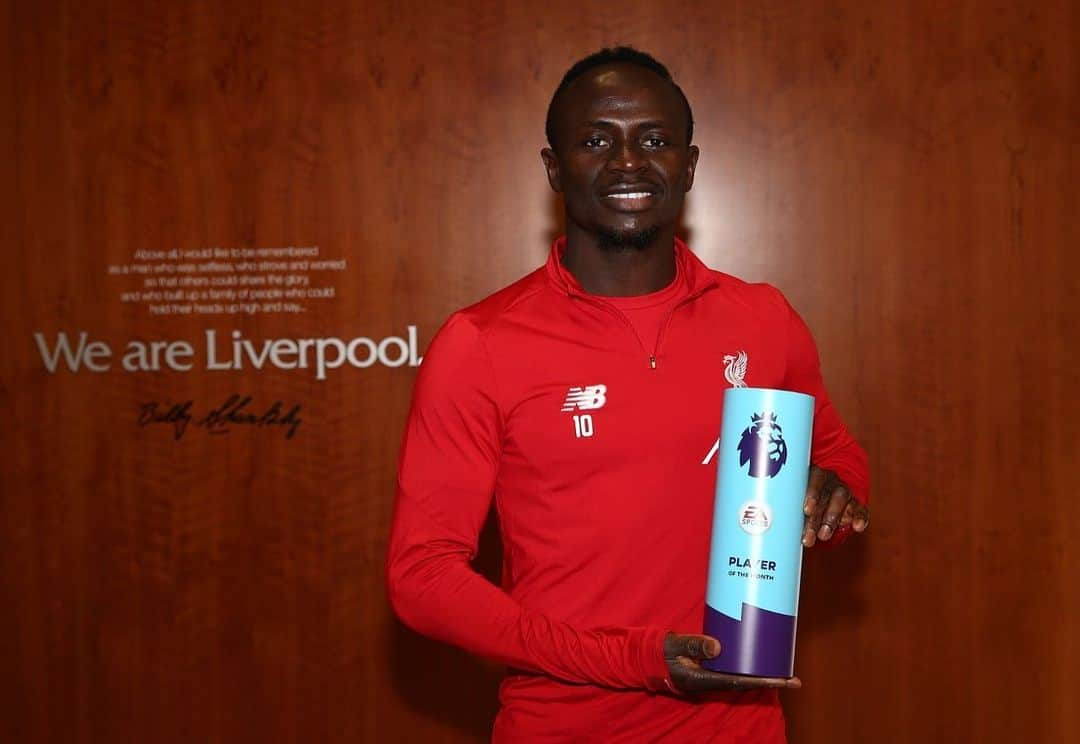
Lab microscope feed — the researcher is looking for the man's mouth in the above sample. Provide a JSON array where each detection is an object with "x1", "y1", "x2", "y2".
[
  {"x1": 607, "y1": 191, "x2": 653, "y2": 200},
  {"x1": 600, "y1": 188, "x2": 660, "y2": 211}
]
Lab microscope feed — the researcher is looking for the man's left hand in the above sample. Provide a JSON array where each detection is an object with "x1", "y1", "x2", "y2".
[{"x1": 802, "y1": 466, "x2": 869, "y2": 547}]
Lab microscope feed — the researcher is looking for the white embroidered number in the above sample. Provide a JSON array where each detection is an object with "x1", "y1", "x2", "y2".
[{"x1": 573, "y1": 414, "x2": 594, "y2": 438}]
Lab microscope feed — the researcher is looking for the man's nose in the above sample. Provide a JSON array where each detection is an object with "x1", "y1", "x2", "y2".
[{"x1": 606, "y1": 140, "x2": 647, "y2": 172}]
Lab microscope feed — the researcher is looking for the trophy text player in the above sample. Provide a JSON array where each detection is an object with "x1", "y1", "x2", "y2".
[{"x1": 387, "y1": 47, "x2": 871, "y2": 742}]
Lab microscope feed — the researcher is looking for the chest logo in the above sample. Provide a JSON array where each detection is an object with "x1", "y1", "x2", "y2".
[
  {"x1": 560, "y1": 384, "x2": 607, "y2": 412},
  {"x1": 723, "y1": 350, "x2": 748, "y2": 388}
]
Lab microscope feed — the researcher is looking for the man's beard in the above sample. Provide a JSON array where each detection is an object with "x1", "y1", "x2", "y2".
[{"x1": 596, "y1": 225, "x2": 660, "y2": 252}]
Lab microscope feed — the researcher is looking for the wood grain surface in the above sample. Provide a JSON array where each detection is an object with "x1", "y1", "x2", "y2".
[{"x1": 2, "y1": 1, "x2": 1077, "y2": 742}]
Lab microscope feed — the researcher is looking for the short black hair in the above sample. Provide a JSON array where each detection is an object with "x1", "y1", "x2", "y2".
[{"x1": 545, "y1": 46, "x2": 694, "y2": 149}]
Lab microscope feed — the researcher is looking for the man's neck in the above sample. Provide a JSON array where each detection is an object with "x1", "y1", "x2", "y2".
[{"x1": 562, "y1": 224, "x2": 678, "y2": 297}]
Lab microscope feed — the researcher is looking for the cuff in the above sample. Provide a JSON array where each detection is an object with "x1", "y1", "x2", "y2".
[{"x1": 637, "y1": 626, "x2": 674, "y2": 693}]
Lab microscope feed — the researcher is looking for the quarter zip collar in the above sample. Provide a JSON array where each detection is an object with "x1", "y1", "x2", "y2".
[
  {"x1": 544, "y1": 235, "x2": 720, "y2": 302},
  {"x1": 545, "y1": 236, "x2": 720, "y2": 369}
]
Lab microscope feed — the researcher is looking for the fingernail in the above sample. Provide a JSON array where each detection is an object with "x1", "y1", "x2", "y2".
[
  {"x1": 819, "y1": 525, "x2": 832, "y2": 540},
  {"x1": 707, "y1": 640, "x2": 720, "y2": 657},
  {"x1": 854, "y1": 519, "x2": 867, "y2": 532},
  {"x1": 788, "y1": 677, "x2": 802, "y2": 689}
]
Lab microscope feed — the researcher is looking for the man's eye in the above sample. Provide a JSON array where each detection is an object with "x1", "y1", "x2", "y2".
[
  {"x1": 584, "y1": 136, "x2": 608, "y2": 148},
  {"x1": 644, "y1": 137, "x2": 668, "y2": 148}
]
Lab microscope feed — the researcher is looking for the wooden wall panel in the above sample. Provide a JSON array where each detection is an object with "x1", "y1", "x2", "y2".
[{"x1": 2, "y1": 1, "x2": 1076, "y2": 742}]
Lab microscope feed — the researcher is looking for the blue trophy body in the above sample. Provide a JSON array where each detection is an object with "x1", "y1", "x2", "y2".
[{"x1": 702, "y1": 387, "x2": 815, "y2": 678}]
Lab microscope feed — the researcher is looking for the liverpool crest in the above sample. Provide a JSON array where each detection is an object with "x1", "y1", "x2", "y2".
[{"x1": 723, "y1": 350, "x2": 748, "y2": 388}]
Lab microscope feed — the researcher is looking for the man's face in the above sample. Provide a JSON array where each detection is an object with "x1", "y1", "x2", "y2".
[{"x1": 542, "y1": 63, "x2": 698, "y2": 248}]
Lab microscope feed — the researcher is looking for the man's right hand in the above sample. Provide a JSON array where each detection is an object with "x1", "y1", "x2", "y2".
[{"x1": 663, "y1": 633, "x2": 802, "y2": 693}]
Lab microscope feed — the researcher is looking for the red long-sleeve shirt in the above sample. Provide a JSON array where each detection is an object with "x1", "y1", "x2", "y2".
[{"x1": 387, "y1": 238, "x2": 869, "y2": 742}]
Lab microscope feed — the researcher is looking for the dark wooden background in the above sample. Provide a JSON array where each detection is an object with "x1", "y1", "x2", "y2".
[{"x1": 2, "y1": 0, "x2": 1077, "y2": 741}]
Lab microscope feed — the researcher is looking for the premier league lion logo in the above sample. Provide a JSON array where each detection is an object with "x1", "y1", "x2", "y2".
[{"x1": 737, "y1": 412, "x2": 788, "y2": 478}]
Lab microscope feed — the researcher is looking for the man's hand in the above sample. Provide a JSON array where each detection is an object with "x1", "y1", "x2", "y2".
[
  {"x1": 663, "y1": 633, "x2": 801, "y2": 693},
  {"x1": 802, "y1": 466, "x2": 870, "y2": 547}
]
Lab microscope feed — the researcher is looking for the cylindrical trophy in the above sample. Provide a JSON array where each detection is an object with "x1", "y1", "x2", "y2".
[{"x1": 702, "y1": 387, "x2": 815, "y2": 678}]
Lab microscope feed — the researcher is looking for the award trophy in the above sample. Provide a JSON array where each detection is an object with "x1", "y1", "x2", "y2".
[{"x1": 702, "y1": 387, "x2": 814, "y2": 678}]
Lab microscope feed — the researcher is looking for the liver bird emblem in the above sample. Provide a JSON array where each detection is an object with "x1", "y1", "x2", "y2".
[{"x1": 723, "y1": 350, "x2": 748, "y2": 388}]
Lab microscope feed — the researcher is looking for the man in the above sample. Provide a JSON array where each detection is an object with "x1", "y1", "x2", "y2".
[{"x1": 387, "y1": 47, "x2": 870, "y2": 742}]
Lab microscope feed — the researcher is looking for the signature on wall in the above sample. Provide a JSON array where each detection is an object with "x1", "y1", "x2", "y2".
[{"x1": 137, "y1": 395, "x2": 302, "y2": 440}]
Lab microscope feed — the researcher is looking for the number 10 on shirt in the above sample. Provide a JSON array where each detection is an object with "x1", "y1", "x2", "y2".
[{"x1": 573, "y1": 414, "x2": 594, "y2": 438}]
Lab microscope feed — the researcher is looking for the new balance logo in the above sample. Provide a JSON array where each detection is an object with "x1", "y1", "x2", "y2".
[{"x1": 561, "y1": 384, "x2": 607, "y2": 412}]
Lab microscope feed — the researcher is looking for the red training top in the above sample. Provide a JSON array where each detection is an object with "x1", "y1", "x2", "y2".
[{"x1": 387, "y1": 238, "x2": 869, "y2": 742}]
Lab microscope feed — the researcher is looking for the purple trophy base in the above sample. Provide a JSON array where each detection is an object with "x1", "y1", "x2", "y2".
[{"x1": 701, "y1": 603, "x2": 796, "y2": 678}]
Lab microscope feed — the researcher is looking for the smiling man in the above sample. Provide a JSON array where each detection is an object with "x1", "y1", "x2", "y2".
[{"x1": 387, "y1": 47, "x2": 870, "y2": 742}]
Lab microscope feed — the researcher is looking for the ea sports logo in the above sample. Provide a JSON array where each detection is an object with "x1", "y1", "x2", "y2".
[{"x1": 738, "y1": 501, "x2": 773, "y2": 535}]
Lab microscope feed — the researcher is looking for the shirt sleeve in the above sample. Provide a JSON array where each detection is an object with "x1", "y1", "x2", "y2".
[
  {"x1": 779, "y1": 294, "x2": 871, "y2": 542},
  {"x1": 386, "y1": 313, "x2": 671, "y2": 692}
]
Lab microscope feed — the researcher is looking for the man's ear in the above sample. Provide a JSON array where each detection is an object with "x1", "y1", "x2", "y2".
[
  {"x1": 540, "y1": 147, "x2": 563, "y2": 193},
  {"x1": 684, "y1": 145, "x2": 700, "y2": 192}
]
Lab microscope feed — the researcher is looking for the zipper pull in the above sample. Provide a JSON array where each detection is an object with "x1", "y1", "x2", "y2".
[{"x1": 650, "y1": 355, "x2": 657, "y2": 369}]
